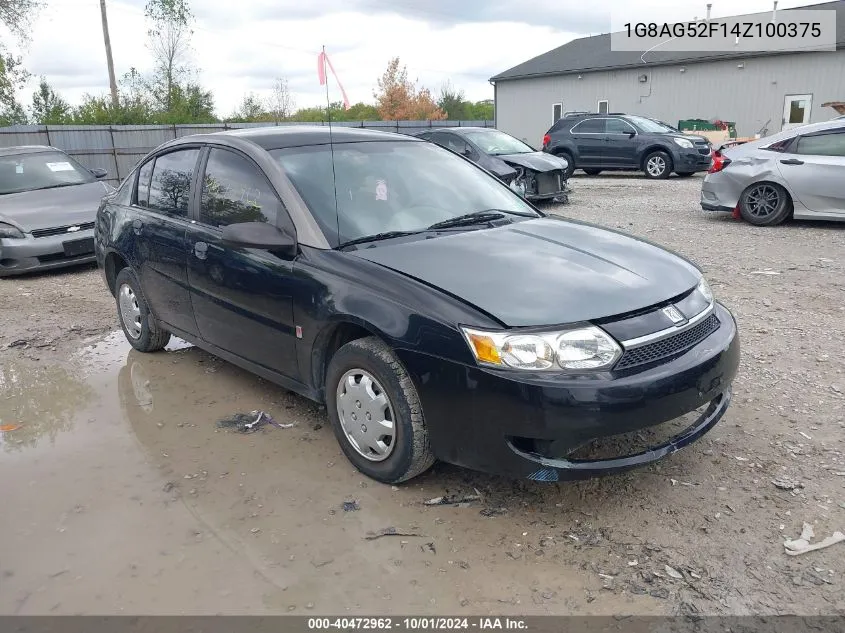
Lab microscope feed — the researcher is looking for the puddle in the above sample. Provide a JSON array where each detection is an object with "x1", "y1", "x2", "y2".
[{"x1": 0, "y1": 330, "x2": 637, "y2": 616}]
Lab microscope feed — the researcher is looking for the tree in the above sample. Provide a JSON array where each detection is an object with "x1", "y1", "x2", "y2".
[
  {"x1": 437, "y1": 81, "x2": 471, "y2": 120},
  {"x1": 31, "y1": 77, "x2": 71, "y2": 124},
  {"x1": 229, "y1": 92, "x2": 266, "y2": 122},
  {"x1": 469, "y1": 100, "x2": 494, "y2": 121},
  {"x1": 374, "y1": 57, "x2": 445, "y2": 121},
  {"x1": 144, "y1": 0, "x2": 194, "y2": 112},
  {"x1": 268, "y1": 77, "x2": 295, "y2": 123},
  {"x1": 1, "y1": 0, "x2": 40, "y2": 123}
]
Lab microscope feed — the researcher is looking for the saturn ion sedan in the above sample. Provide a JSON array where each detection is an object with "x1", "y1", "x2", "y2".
[
  {"x1": 95, "y1": 126, "x2": 739, "y2": 484},
  {"x1": 0, "y1": 145, "x2": 112, "y2": 276}
]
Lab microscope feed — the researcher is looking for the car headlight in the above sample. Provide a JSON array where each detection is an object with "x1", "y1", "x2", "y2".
[
  {"x1": 557, "y1": 156, "x2": 569, "y2": 169},
  {"x1": 697, "y1": 277, "x2": 714, "y2": 303},
  {"x1": 0, "y1": 222, "x2": 25, "y2": 239},
  {"x1": 461, "y1": 325, "x2": 622, "y2": 371},
  {"x1": 673, "y1": 138, "x2": 694, "y2": 149}
]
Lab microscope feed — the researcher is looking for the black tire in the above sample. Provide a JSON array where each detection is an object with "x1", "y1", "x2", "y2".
[
  {"x1": 326, "y1": 336, "x2": 435, "y2": 484},
  {"x1": 739, "y1": 182, "x2": 793, "y2": 226},
  {"x1": 643, "y1": 150, "x2": 672, "y2": 179},
  {"x1": 114, "y1": 267, "x2": 171, "y2": 353},
  {"x1": 676, "y1": 171, "x2": 695, "y2": 177},
  {"x1": 555, "y1": 151, "x2": 575, "y2": 178},
  {"x1": 583, "y1": 168, "x2": 602, "y2": 176}
]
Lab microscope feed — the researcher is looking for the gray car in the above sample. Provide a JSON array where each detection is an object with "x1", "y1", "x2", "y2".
[
  {"x1": 0, "y1": 145, "x2": 112, "y2": 276},
  {"x1": 701, "y1": 120, "x2": 845, "y2": 226},
  {"x1": 414, "y1": 127, "x2": 570, "y2": 202}
]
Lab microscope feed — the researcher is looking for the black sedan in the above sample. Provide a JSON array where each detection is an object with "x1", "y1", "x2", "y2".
[
  {"x1": 415, "y1": 127, "x2": 570, "y2": 202},
  {"x1": 95, "y1": 126, "x2": 739, "y2": 484}
]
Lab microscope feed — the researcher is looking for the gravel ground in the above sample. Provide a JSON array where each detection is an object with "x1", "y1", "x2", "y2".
[{"x1": 1, "y1": 172, "x2": 843, "y2": 615}]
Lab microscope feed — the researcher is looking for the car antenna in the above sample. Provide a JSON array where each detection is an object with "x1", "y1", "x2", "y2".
[{"x1": 321, "y1": 45, "x2": 341, "y2": 242}]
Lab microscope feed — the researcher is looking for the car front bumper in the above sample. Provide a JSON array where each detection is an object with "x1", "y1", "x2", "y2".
[
  {"x1": 397, "y1": 302, "x2": 739, "y2": 480},
  {"x1": 0, "y1": 229, "x2": 96, "y2": 277},
  {"x1": 676, "y1": 148, "x2": 712, "y2": 172}
]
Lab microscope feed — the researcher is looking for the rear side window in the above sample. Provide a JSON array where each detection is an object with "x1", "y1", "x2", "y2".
[
  {"x1": 571, "y1": 118, "x2": 607, "y2": 134},
  {"x1": 136, "y1": 159, "x2": 154, "y2": 207},
  {"x1": 200, "y1": 148, "x2": 283, "y2": 228},
  {"x1": 148, "y1": 149, "x2": 199, "y2": 217},
  {"x1": 763, "y1": 138, "x2": 795, "y2": 153},
  {"x1": 795, "y1": 131, "x2": 845, "y2": 157}
]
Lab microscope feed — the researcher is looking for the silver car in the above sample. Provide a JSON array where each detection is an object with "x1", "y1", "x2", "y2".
[
  {"x1": 701, "y1": 119, "x2": 845, "y2": 226},
  {"x1": 0, "y1": 145, "x2": 113, "y2": 276}
]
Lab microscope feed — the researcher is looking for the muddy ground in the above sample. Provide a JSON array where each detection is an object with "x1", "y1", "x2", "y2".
[{"x1": 1, "y1": 173, "x2": 843, "y2": 616}]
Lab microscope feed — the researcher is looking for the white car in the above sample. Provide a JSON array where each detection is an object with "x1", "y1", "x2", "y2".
[{"x1": 700, "y1": 119, "x2": 845, "y2": 226}]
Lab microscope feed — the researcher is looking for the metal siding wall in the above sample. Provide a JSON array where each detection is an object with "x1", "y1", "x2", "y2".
[
  {"x1": 0, "y1": 120, "x2": 495, "y2": 187},
  {"x1": 495, "y1": 50, "x2": 845, "y2": 145}
]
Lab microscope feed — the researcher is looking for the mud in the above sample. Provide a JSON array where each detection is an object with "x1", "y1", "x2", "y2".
[{"x1": 1, "y1": 174, "x2": 844, "y2": 615}]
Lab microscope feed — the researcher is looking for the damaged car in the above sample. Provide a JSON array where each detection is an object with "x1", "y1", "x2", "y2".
[
  {"x1": 415, "y1": 127, "x2": 570, "y2": 202},
  {"x1": 96, "y1": 126, "x2": 739, "y2": 485}
]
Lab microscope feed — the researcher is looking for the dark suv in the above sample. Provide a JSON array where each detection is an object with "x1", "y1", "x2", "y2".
[{"x1": 542, "y1": 114, "x2": 712, "y2": 179}]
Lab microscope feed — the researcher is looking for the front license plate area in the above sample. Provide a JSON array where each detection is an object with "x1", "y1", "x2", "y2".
[{"x1": 63, "y1": 237, "x2": 95, "y2": 257}]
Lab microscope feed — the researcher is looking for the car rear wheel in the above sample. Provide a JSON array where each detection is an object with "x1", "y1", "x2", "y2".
[
  {"x1": 114, "y1": 268, "x2": 171, "y2": 353},
  {"x1": 326, "y1": 336, "x2": 435, "y2": 484},
  {"x1": 676, "y1": 171, "x2": 695, "y2": 177},
  {"x1": 583, "y1": 168, "x2": 602, "y2": 176},
  {"x1": 643, "y1": 151, "x2": 672, "y2": 179},
  {"x1": 739, "y1": 182, "x2": 793, "y2": 226},
  {"x1": 555, "y1": 151, "x2": 575, "y2": 178}
]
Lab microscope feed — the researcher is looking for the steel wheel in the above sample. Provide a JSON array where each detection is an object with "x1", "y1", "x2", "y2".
[
  {"x1": 646, "y1": 155, "x2": 666, "y2": 177},
  {"x1": 118, "y1": 283, "x2": 142, "y2": 339},
  {"x1": 336, "y1": 368, "x2": 396, "y2": 461},
  {"x1": 743, "y1": 184, "x2": 781, "y2": 219}
]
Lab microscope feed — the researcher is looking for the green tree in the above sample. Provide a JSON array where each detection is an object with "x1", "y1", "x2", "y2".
[
  {"x1": 469, "y1": 100, "x2": 494, "y2": 121},
  {"x1": 437, "y1": 81, "x2": 471, "y2": 120},
  {"x1": 228, "y1": 92, "x2": 266, "y2": 122},
  {"x1": 30, "y1": 77, "x2": 71, "y2": 124},
  {"x1": 145, "y1": 0, "x2": 194, "y2": 113}
]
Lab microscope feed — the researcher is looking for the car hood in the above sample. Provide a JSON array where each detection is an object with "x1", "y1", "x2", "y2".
[
  {"x1": 493, "y1": 152, "x2": 568, "y2": 172},
  {"x1": 351, "y1": 217, "x2": 701, "y2": 327},
  {"x1": 0, "y1": 181, "x2": 109, "y2": 232}
]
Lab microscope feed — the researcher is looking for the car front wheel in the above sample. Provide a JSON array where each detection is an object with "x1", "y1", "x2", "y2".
[
  {"x1": 643, "y1": 151, "x2": 672, "y2": 179},
  {"x1": 114, "y1": 267, "x2": 171, "y2": 352},
  {"x1": 326, "y1": 336, "x2": 435, "y2": 484}
]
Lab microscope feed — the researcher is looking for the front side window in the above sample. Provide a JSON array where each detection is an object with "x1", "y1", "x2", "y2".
[
  {"x1": 462, "y1": 129, "x2": 533, "y2": 155},
  {"x1": 0, "y1": 150, "x2": 94, "y2": 195},
  {"x1": 200, "y1": 148, "x2": 282, "y2": 228},
  {"x1": 148, "y1": 149, "x2": 199, "y2": 217},
  {"x1": 606, "y1": 119, "x2": 636, "y2": 134},
  {"x1": 795, "y1": 131, "x2": 845, "y2": 157},
  {"x1": 271, "y1": 141, "x2": 539, "y2": 247},
  {"x1": 571, "y1": 118, "x2": 607, "y2": 134}
]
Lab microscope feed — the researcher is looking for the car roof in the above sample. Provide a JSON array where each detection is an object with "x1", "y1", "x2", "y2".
[
  {"x1": 195, "y1": 125, "x2": 421, "y2": 150},
  {"x1": 0, "y1": 145, "x2": 61, "y2": 157},
  {"x1": 725, "y1": 118, "x2": 845, "y2": 155}
]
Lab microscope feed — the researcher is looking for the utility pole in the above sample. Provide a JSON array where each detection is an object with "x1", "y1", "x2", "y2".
[{"x1": 99, "y1": 0, "x2": 119, "y2": 108}]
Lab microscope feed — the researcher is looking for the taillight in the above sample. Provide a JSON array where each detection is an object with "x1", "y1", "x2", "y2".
[
  {"x1": 709, "y1": 150, "x2": 732, "y2": 173},
  {"x1": 542, "y1": 133, "x2": 551, "y2": 148}
]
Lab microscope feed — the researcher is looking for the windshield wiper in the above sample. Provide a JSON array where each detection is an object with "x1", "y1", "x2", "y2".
[
  {"x1": 427, "y1": 209, "x2": 536, "y2": 231},
  {"x1": 36, "y1": 183, "x2": 80, "y2": 191},
  {"x1": 338, "y1": 230, "x2": 422, "y2": 249}
]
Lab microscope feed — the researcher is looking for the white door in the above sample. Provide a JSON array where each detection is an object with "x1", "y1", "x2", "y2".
[{"x1": 782, "y1": 94, "x2": 812, "y2": 130}]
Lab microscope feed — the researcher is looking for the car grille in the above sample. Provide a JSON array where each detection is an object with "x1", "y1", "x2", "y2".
[
  {"x1": 31, "y1": 222, "x2": 95, "y2": 238},
  {"x1": 694, "y1": 141, "x2": 711, "y2": 156},
  {"x1": 535, "y1": 172, "x2": 562, "y2": 195},
  {"x1": 615, "y1": 313, "x2": 720, "y2": 371}
]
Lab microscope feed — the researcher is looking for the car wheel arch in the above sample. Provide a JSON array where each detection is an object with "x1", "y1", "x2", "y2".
[
  {"x1": 639, "y1": 145, "x2": 672, "y2": 169},
  {"x1": 104, "y1": 250, "x2": 131, "y2": 296},
  {"x1": 312, "y1": 319, "x2": 387, "y2": 400}
]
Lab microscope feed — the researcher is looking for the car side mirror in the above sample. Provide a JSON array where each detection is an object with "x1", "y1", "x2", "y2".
[
  {"x1": 221, "y1": 222, "x2": 296, "y2": 256},
  {"x1": 627, "y1": 131, "x2": 636, "y2": 138},
  {"x1": 90, "y1": 168, "x2": 108, "y2": 179},
  {"x1": 462, "y1": 147, "x2": 473, "y2": 157}
]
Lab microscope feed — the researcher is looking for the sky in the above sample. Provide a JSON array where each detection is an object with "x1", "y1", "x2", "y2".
[{"x1": 8, "y1": 0, "x2": 822, "y2": 117}]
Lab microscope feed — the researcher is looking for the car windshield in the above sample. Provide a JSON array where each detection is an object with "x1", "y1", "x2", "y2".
[
  {"x1": 627, "y1": 116, "x2": 676, "y2": 134},
  {"x1": 271, "y1": 140, "x2": 539, "y2": 247},
  {"x1": 462, "y1": 129, "x2": 535, "y2": 155},
  {"x1": 0, "y1": 150, "x2": 94, "y2": 195}
]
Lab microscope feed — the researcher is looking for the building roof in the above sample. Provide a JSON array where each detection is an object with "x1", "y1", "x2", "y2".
[{"x1": 491, "y1": 1, "x2": 845, "y2": 82}]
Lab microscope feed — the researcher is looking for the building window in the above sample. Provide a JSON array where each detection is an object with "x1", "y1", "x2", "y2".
[
  {"x1": 552, "y1": 103, "x2": 562, "y2": 123},
  {"x1": 597, "y1": 100, "x2": 609, "y2": 114}
]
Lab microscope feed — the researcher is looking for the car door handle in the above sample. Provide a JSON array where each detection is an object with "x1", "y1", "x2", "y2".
[
  {"x1": 194, "y1": 241, "x2": 208, "y2": 260},
  {"x1": 132, "y1": 219, "x2": 142, "y2": 235},
  {"x1": 780, "y1": 159, "x2": 804, "y2": 165}
]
